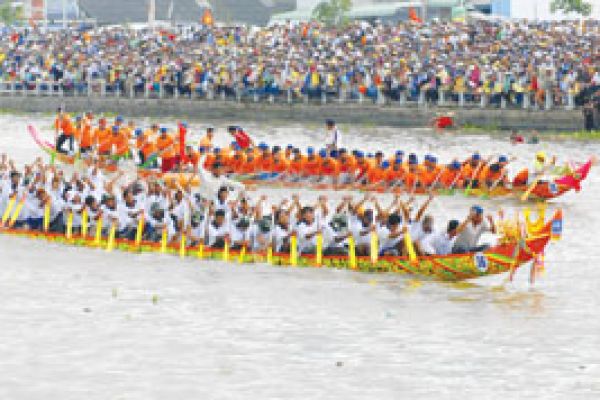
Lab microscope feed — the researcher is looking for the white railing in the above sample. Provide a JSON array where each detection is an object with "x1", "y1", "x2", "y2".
[{"x1": 0, "y1": 80, "x2": 583, "y2": 111}]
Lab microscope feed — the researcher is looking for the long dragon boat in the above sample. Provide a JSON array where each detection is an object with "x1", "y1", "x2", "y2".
[
  {"x1": 0, "y1": 208, "x2": 562, "y2": 282},
  {"x1": 29, "y1": 125, "x2": 593, "y2": 202}
]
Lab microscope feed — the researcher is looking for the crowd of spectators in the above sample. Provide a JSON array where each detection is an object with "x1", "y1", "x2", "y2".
[{"x1": 0, "y1": 19, "x2": 598, "y2": 108}]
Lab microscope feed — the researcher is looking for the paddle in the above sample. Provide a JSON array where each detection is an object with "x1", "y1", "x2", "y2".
[{"x1": 520, "y1": 177, "x2": 541, "y2": 202}]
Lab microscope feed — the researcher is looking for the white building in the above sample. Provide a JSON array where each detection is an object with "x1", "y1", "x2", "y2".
[{"x1": 490, "y1": 0, "x2": 600, "y2": 20}]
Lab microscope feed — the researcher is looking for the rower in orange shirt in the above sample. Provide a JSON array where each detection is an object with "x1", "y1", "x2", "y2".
[
  {"x1": 156, "y1": 127, "x2": 177, "y2": 172},
  {"x1": 256, "y1": 143, "x2": 274, "y2": 175},
  {"x1": 440, "y1": 160, "x2": 463, "y2": 188},
  {"x1": 55, "y1": 108, "x2": 75, "y2": 154},
  {"x1": 94, "y1": 118, "x2": 112, "y2": 156},
  {"x1": 198, "y1": 127, "x2": 214, "y2": 152},
  {"x1": 285, "y1": 149, "x2": 305, "y2": 181},
  {"x1": 319, "y1": 150, "x2": 340, "y2": 185},
  {"x1": 137, "y1": 128, "x2": 157, "y2": 167},
  {"x1": 366, "y1": 160, "x2": 388, "y2": 188},
  {"x1": 384, "y1": 158, "x2": 406, "y2": 187},
  {"x1": 238, "y1": 149, "x2": 257, "y2": 175},
  {"x1": 404, "y1": 153, "x2": 425, "y2": 191},
  {"x1": 302, "y1": 148, "x2": 321, "y2": 181},
  {"x1": 479, "y1": 155, "x2": 510, "y2": 187},
  {"x1": 354, "y1": 152, "x2": 371, "y2": 185},
  {"x1": 420, "y1": 155, "x2": 443, "y2": 188},
  {"x1": 110, "y1": 126, "x2": 130, "y2": 158},
  {"x1": 271, "y1": 153, "x2": 289, "y2": 176},
  {"x1": 78, "y1": 112, "x2": 94, "y2": 154},
  {"x1": 461, "y1": 153, "x2": 483, "y2": 189}
]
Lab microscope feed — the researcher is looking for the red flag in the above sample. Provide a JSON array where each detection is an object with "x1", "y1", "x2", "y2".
[
  {"x1": 178, "y1": 123, "x2": 187, "y2": 164},
  {"x1": 202, "y1": 9, "x2": 214, "y2": 26},
  {"x1": 409, "y1": 8, "x2": 422, "y2": 24}
]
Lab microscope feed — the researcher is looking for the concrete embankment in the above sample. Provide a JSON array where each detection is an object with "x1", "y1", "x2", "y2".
[{"x1": 0, "y1": 96, "x2": 583, "y2": 131}]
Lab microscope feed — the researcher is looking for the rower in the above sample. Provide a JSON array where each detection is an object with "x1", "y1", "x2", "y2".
[
  {"x1": 55, "y1": 109, "x2": 75, "y2": 154},
  {"x1": 452, "y1": 205, "x2": 496, "y2": 254},
  {"x1": 198, "y1": 127, "x2": 214, "y2": 152}
]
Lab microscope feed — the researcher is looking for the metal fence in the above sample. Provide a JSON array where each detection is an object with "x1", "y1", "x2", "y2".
[{"x1": 0, "y1": 79, "x2": 580, "y2": 111}]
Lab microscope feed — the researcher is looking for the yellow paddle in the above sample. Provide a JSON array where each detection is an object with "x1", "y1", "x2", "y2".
[
  {"x1": 315, "y1": 232, "x2": 323, "y2": 266},
  {"x1": 8, "y1": 197, "x2": 26, "y2": 228},
  {"x1": 197, "y1": 243, "x2": 204, "y2": 259},
  {"x1": 521, "y1": 177, "x2": 540, "y2": 202},
  {"x1": 160, "y1": 227, "x2": 168, "y2": 253},
  {"x1": 135, "y1": 215, "x2": 145, "y2": 246},
  {"x1": 179, "y1": 233, "x2": 186, "y2": 258},
  {"x1": 43, "y1": 203, "x2": 51, "y2": 232},
  {"x1": 81, "y1": 208, "x2": 88, "y2": 237},
  {"x1": 290, "y1": 235, "x2": 298, "y2": 266},
  {"x1": 370, "y1": 230, "x2": 378, "y2": 264},
  {"x1": 222, "y1": 239, "x2": 229, "y2": 262},
  {"x1": 238, "y1": 245, "x2": 246, "y2": 264},
  {"x1": 404, "y1": 230, "x2": 418, "y2": 264},
  {"x1": 266, "y1": 246, "x2": 273, "y2": 264},
  {"x1": 1, "y1": 196, "x2": 16, "y2": 226},
  {"x1": 348, "y1": 235, "x2": 357, "y2": 270},
  {"x1": 106, "y1": 222, "x2": 116, "y2": 252},
  {"x1": 66, "y1": 211, "x2": 74, "y2": 240},
  {"x1": 94, "y1": 217, "x2": 103, "y2": 246}
]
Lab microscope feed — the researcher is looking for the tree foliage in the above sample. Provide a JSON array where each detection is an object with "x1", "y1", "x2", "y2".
[
  {"x1": 0, "y1": 3, "x2": 23, "y2": 26},
  {"x1": 312, "y1": 0, "x2": 352, "y2": 26},
  {"x1": 550, "y1": 0, "x2": 592, "y2": 16}
]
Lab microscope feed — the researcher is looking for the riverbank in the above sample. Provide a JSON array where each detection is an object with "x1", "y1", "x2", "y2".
[{"x1": 0, "y1": 95, "x2": 584, "y2": 132}]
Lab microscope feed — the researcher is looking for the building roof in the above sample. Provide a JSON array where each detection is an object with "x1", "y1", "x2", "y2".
[{"x1": 78, "y1": 0, "x2": 204, "y2": 25}]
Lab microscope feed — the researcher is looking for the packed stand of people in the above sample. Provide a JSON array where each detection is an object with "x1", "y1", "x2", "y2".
[
  {"x1": 1, "y1": 19, "x2": 598, "y2": 108},
  {"x1": 0, "y1": 153, "x2": 501, "y2": 258}
]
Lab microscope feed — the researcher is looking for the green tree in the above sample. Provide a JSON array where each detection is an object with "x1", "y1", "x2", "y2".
[
  {"x1": 550, "y1": 0, "x2": 592, "y2": 16},
  {"x1": 0, "y1": 3, "x2": 23, "y2": 26},
  {"x1": 312, "y1": 0, "x2": 352, "y2": 26}
]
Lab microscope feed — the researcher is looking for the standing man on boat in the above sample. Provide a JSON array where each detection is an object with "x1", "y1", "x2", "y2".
[
  {"x1": 54, "y1": 108, "x2": 75, "y2": 155},
  {"x1": 325, "y1": 119, "x2": 342, "y2": 151}
]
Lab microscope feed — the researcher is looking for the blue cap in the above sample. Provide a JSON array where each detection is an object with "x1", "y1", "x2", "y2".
[
  {"x1": 330, "y1": 150, "x2": 338, "y2": 158},
  {"x1": 214, "y1": 147, "x2": 221, "y2": 153},
  {"x1": 367, "y1": 153, "x2": 374, "y2": 158},
  {"x1": 112, "y1": 126, "x2": 119, "y2": 133},
  {"x1": 287, "y1": 145, "x2": 293, "y2": 149},
  {"x1": 472, "y1": 205, "x2": 484, "y2": 215},
  {"x1": 381, "y1": 161, "x2": 390, "y2": 168},
  {"x1": 259, "y1": 142, "x2": 268, "y2": 150},
  {"x1": 395, "y1": 150, "x2": 404, "y2": 157},
  {"x1": 319, "y1": 149, "x2": 327, "y2": 157},
  {"x1": 160, "y1": 127, "x2": 167, "y2": 133},
  {"x1": 307, "y1": 147, "x2": 314, "y2": 155},
  {"x1": 424, "y1": 154, "x2": 431, "y2": 162},
  {"x1": 116, "y1": 116, "x2": 124, "y2": 122},
  {"x1": 135, "y1": 128, "x2": 142, "y2": 136},
  {"x1": 499, "y1": 156, "x2": 508, "y2": 163},
  {"x1": 472, "y1": 153, "x2": 481, "y2": 161},
  {"x1": 451, "y1": 161, "x2": 461, "y2": 169},
  {"x1": 356, "y1": 151, "x2": 364, "y2": 158}
]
